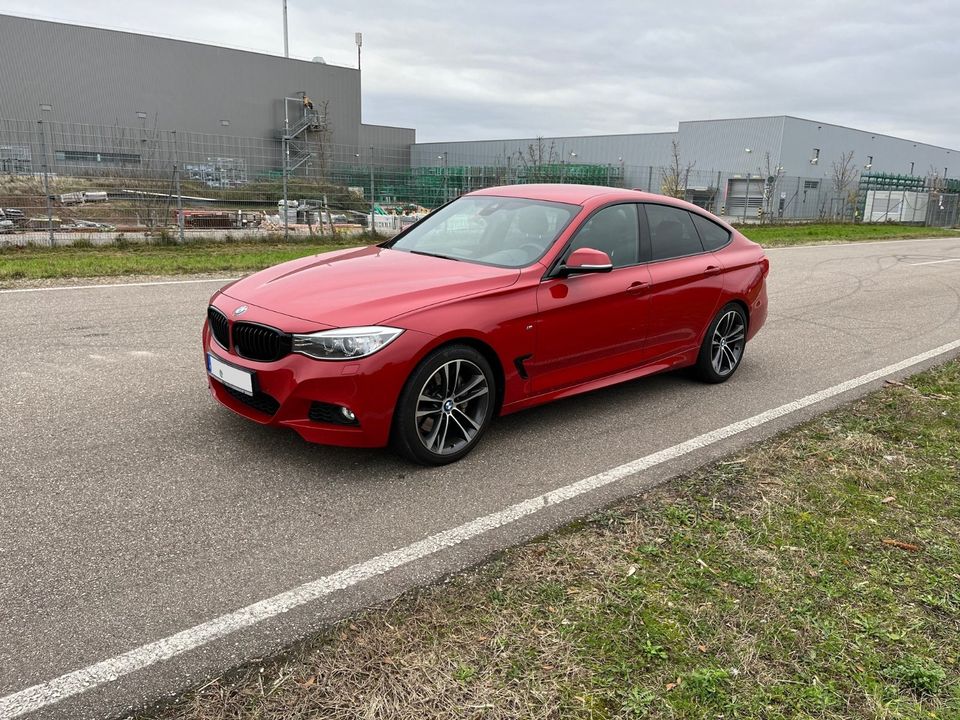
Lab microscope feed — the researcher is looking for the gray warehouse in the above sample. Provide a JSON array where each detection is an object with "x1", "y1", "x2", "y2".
[
  {"x1": 0, "y1": 13, "x2": 414, "y2": 181},
  {"x1": 412, "y1": 116, "x2": 960, "y2": 221}
]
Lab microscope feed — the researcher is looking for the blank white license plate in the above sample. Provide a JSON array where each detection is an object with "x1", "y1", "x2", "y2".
[{"x1": 207, "y1": 353, "x2": 253, "y2": 395}]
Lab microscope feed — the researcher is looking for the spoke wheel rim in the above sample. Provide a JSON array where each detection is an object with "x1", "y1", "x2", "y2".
[
  {"x1": 710, "y1": 310, "x2": 745, "y2": 377},
  {"x1": 415, "y1": 359, "x2": 490, "y2": 456}
]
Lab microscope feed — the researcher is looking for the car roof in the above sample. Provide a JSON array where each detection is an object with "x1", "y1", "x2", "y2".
[{"x1": 468, "y1": 183, "x2": 652, "y2": 205}]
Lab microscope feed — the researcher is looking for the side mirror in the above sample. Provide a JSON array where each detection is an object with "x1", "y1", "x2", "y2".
[{"x1": 557, "y1": 247, "x2": 613, "y2": 277}]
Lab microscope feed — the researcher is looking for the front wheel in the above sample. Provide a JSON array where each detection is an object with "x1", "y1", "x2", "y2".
[
  {"x1": 391, "y1": 345, "x2": 496, "y2": 465},
  {"x1": 695, "y1": 303, "x2": 748, "y2": 383}
]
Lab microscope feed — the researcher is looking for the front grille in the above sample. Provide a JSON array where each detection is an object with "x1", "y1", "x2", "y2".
[
  {"x1": 309, "y1": 401, "x2": 360, "y2": 426},
  {"x1": 207, "y1": 307, "x2": 230, "y2": 349},
  {"x1": 222, "y1": 384, "x2": 280, "y2": 416},
  {"x1": 233, "y1": 322, "x2": 291, "y2": 362}
]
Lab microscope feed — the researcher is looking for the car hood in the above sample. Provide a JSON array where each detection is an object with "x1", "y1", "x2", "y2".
[{"x1": 220, "y1": 245, "x2": 520, "y2": 328}]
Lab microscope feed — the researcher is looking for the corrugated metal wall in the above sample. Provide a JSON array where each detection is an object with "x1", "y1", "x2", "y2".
[
  {"x1": 779, "y1": 116, "x2": 956, "y2": 179},
  {"x1": 411, "y1": 133, "x2": 678, "y2": 189},
  {"x1": 0, "y1": 14, "x2": 363, "y2": 147},
  {"x1": 360, "y1": 124, "x2": 417, "y2": 168}
]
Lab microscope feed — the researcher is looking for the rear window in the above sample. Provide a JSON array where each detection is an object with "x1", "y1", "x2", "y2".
[
  {"x1": 691, "y1": 213, "x2": 731, "y2": 251},
  {"x1": 646, "y1": 204, "x2": 704, "y2": 261}
]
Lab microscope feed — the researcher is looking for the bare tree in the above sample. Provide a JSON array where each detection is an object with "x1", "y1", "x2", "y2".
[
  {"x1": 831, "y1": 151, "x2": 859, "y2": 221},
  {"x1": 760, "y1": 151, "x2": 783, "y2": 223},
  {"x1": 659, "y1": 140, "x2": 694, "y2": 199},
  {"x1": 515, "y1": 137, "x2": 558, "y2": 182}
]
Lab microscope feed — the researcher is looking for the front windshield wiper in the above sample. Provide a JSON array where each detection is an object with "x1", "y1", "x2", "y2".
[{"x1": 408, "y1": 249, "x2": 461, "y2": 261}]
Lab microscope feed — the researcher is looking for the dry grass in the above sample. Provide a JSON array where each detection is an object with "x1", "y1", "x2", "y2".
[{"x1": 131, "y1": 361, "x2": 960, "y2": 720}]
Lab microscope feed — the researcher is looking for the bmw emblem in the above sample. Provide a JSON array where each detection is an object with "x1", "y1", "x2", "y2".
[{"x1": 234, "y1": 305, "x2": 248, "y2": 316}]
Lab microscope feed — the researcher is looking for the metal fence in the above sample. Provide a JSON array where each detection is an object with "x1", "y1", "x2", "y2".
[{"x1": 1, "y1": 118, "x2": 956, "y2": 246}]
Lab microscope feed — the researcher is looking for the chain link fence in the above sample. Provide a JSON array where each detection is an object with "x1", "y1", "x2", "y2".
[{"x1": 2, "y1": 118, "x2": 956, "y2": 246}]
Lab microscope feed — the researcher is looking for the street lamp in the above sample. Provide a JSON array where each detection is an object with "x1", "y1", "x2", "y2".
[{"x1": 438, "y1": 152, "x2": 448, "y2": 202}]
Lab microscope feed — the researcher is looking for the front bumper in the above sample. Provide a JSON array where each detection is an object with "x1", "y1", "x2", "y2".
[{"x1": 202, "y1": 305, "x2": 431, "y2": 448}]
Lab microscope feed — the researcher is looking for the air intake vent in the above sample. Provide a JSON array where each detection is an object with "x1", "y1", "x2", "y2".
[{"x1": 222, "y1": 385, "x2": 280, "y2": 416}]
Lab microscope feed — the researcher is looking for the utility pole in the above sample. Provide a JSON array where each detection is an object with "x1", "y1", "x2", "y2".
[
  {"x1": 282, "y1": 99, "x2": 290, "y2": 240},
  {"x1": 282, "y1": 0, "x2": 289, "y2": 58},
  {"x1": 37, "y1": 104, "x2": 54, "y2": 246},
  {"x1": 172, "y1": 131, "x2": 184, "y2": 243}
]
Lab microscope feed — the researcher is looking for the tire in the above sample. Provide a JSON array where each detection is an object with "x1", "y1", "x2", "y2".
[
  {"x1": 695, "y1": 303, "x2": 748, "y2": 383},
  {"x1": 391, "y1": 344, "x2": 497, "y2": 465}
]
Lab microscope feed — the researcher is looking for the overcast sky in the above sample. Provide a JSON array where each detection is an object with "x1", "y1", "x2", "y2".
[{"x1": 2, "y1": 1, "x2": 959, "y2": 147}]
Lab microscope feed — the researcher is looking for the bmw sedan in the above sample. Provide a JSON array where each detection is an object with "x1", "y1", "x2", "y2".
[{"x1": 204, "y1": 184, "x2": 769, "y2": 464}]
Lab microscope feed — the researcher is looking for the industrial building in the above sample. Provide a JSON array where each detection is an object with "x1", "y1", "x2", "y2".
[
  {"x1": 0, "y1": 13, "x2": 414, "y2": 179},
  {"x1": 412, "y1": 116, "x2": 960, "y2": 220},
  {"x1": 1, "y1": 13, "x2": 958, "y2": 223}
]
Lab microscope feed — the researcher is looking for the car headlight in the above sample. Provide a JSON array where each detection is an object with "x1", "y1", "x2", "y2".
[{"x1": 291, "y1": 326, "x2": 404, "y2": 360}]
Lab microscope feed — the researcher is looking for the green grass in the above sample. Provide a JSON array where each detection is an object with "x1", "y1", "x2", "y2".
[
  {"x1": 741, "y1": 222, "x2": 957, "y2": 247},
  {"x1": 1, "y1": 223, "x2": 956, "y2": 282},
  {"x1": 132, "y1": 360, "x2": 960, "y2": 720},
  {"x1": 0, "y1": 237, "x2": 360, "y2": 280}
]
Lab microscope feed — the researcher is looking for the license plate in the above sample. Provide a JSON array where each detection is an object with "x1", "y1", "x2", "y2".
[{"x1": 207, "y1": 353, "x2": 254, "y2": 395}]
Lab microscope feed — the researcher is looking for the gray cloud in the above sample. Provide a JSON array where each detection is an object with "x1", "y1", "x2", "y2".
[{"x1": 3, "y1": 0, "x2": 959, "y2": 147}]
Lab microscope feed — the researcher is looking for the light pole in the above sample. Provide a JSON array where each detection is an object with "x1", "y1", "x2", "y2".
[
  {"x1": 438, "y1": 152, "x2": 448, "y2": 202},
  {"x1": 355, "y1": 32, "x2": 362, "y2": 70},
  {"x1": 38, "y1": 103, "x2": 53, "y2": 246},
  {"x1": 282, "y1": 0, "x2": 289, "y2": 58},
  {"x1": 742, "y1": 148, "x2": 753, "y2": 224},
  {"x1": 369, "y1": 145, "x2": 375, "y2": 234}
]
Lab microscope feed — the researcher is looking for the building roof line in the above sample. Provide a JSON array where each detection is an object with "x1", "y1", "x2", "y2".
[
  {"x1": 414, "y1": 130, "x2": 678, "y2": 147},
  {"x1": 680, "y1": 114, "x2": 959, "y2": 154},
  {"x1": 0, "y1": 12, "x2": 358, "y2": 72}
]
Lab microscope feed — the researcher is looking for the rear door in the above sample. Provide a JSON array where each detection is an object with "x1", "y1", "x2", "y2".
[
  {"x1": 641, "y1": 203, "x2": 725, "y2": 362},
  {"x1": 532, "y1": 203, "x2": 652, "y2": 393}
]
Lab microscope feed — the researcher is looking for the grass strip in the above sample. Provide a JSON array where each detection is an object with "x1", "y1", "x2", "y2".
[
  {"x1": 0, "y1": 240, "x2": 350, "y2": 280},
  {"x1": 742, "y1": 223, "x2": 957, "y2": 247},
  {"x1": 133, "y1": 359, "x2": 960, "y2": 719},
  {"x1": 1, "y1": 224, "x2": 956, "y2": 281}
]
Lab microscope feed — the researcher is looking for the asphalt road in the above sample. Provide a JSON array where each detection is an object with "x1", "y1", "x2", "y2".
[{"x1": 1, "y1": 237, "x2": 959, "y2": 719}]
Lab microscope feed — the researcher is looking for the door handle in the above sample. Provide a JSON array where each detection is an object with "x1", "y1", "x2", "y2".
[
  {"x1": 705, "y1": 265, "x2": 722, "y2": 276},
  {"x1": 626, "y1": 281, "x2": 649, "y2": 294}
]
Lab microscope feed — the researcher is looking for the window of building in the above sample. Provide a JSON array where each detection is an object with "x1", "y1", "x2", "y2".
[
  {"x1": 645, "y1": 204, "x2": 704, "y2": 261},
  {"x1": 55, "y1": 150, "x2": 141, "y2": 165},
  {"x1": 690, "y1": 213, "x2": 731, "y2": 251}
]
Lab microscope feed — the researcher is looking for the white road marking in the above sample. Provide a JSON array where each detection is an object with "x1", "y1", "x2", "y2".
[
  {"x1": 0, "y1": 278, "x2": 235, "y2": 294},
  {"x1": 1, "y1": 338, "x2": 959, "y2": 719},
  {"x1": 769, "y1": 235, "x2": 959, "y2": 250},
  {"x1": 906, "y1": 258, "x2": 960, "y2": 266}
]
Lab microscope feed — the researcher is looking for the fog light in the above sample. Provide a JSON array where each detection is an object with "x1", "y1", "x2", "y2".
[{"x1": 341, "y1": 407, "x2": 356, "y2": 421}]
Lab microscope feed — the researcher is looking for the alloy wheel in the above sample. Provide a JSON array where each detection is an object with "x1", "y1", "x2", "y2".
[
  {"x1": 415, "y1": 359, "x2": 490, "y2": 455},
  {"x1": 710, "y1": 309, "x2": 746, "y2": 376}
]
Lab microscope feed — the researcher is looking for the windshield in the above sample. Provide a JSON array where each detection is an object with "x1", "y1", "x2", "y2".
[{"x1": 385, "y1": 195, "x2": 579, "y2": 268}]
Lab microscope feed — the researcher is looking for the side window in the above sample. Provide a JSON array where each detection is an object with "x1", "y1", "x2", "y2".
[
  {"x1": 646, "y1": 204, "x2": 705, "y2": 261},
  {"x1": 691, "y1": 213, "x2": 731, "y2": 251},
  {"x1": 565, "y1": 204, "x2": 639, "y2": 268}
]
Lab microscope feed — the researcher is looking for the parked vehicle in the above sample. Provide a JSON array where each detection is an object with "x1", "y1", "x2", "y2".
[{"x1": 203, "y1": 185, "x2": 769, "y2": 464}]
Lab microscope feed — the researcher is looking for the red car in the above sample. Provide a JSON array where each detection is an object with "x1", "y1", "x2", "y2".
[{"x1": 204, "y1": 185, "x2": 769, "y2": 464}]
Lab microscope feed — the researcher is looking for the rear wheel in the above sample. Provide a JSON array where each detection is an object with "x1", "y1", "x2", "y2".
[
  {"x1": 391, "y1": 345, "x2": 496, "y2": 465},
  {"x1": 695, "y1": 303, "x2": 747, "y2": 383}
]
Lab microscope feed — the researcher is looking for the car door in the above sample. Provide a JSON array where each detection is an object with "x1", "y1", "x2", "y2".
[
  {"x1": 531, "y1": 203, "x2": 652, "y2": 393},
  {"x1": 641, "y1": 203, "x2": 725, "y2": 362}
]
